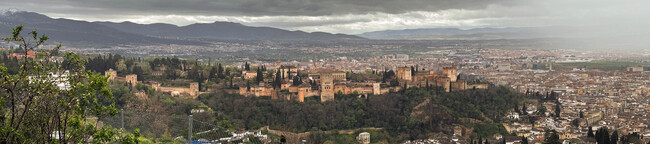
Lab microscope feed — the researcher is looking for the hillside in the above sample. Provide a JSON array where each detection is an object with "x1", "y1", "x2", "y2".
[
  {"x1": 95, "y1": 21, "x2": 365, "y2": 40},
  {"x1": 357, "y1": 27, "x2": 567, "y2": 40},
  {"x1": 0, "y1": 10, "x2": 364, "y2": 47},
  {"x1": 197, "y1": 86, "x2": 523, "y2": 142},
  {"x1": 0, "y1": 10, "x2": 203, "y2": 46}
]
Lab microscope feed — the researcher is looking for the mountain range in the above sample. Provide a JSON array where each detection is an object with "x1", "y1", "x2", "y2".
[
  {"x1": 0, "y1": 10, "x2": 364, "y2": 47},
  {"x1": 357, "y1": 27, "x2": 576, "y2": 40},
  {"x1": 94, "y1": 21, "x2": 361, "y2": 40},
  {"x1": 1, "y1": 10, "x2": 621, "y2": 48}
]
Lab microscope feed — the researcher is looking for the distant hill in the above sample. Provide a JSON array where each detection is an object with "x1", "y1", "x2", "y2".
[
  {"x1": 0, "y1": 10, "x2": 364, "y2": 47},
  {"x1": 0, "y1": 10, "x2": 203, "y2": 46},
  {"x1": 357, "y1": 27, "x2": 572, "y2": 40},
  {"x1": 95, "y1": 21, "x2": 364, "y2": 40}
]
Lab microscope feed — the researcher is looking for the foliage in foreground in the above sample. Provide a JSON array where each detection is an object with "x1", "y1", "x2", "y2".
[{"x1": 0, "y1": 25, "x2": 139, "y2": 143}]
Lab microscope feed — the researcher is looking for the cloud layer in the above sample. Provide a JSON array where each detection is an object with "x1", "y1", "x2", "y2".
[
  {"x1": 1, "y1": 0, "x2": 649, "y2": 34},
  {"x1": 1, "y1": 0, "x2": 518, "y2": 16}
]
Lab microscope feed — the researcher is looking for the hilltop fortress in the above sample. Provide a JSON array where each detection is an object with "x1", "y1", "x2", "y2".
[{"x1": 240, "y1": 63, "x2": 487, "y2": 102}]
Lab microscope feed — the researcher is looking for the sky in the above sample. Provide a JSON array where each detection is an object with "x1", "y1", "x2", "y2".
[{"x1": 1, "y1": 0, "x2": 649, "y2": 35}]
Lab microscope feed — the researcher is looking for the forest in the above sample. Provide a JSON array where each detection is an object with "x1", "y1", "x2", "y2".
[{"x1": 198, "y1": 85, "x2": 524, "y2": 142}]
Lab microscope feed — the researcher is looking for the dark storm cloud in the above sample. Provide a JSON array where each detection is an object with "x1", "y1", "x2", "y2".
[
  {"x1": 1, "y1": 0, "x2": 648, "y2": 37},
  {"x1": 0, "y1": 0, "x2": 517, "y2": 16}
]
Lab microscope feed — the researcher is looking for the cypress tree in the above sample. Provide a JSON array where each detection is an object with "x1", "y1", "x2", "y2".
[
  {"x1": 247, "y1": 80, "x2": 251, "y2": 91},
  {"x1": 555, "y1": 103, "x2": 561, "y2": 117},
  {"x1": 229, "y1": 76, "x2": 233, "y2": 88},
  {"x1": 544, "y1": 130, "x2": 560, "y2": 144},
  {"x1": 515, "y1": 103, "x2": 521, "y2": 114},
  {"x1": 274, "y1": 69, "x2": 282, "y2": 89},
  {"x1": 292, "y1": 76, "x2": 302, "y2": 85},
  {"x1": 425, "y1": 80, "x2": 430, "y2": 90},
  {"x1": 595, "y1": 127, "x2": 610, "y2": 144},
  {"x1": 410, "y1": 66, "x2": 415, "y2": 76},
  {"x1": 217, "y1": 63, "x2": 224, "y2": 79},
  {"x1": 610, "y1": 130, "x2": 618, "y2": 144},
  {"x1": 522, "y1": 103, "x2": 528, "y2": 115},
  {"x1": 256, "y1": 68, "x2": 263, "y2": 83}
]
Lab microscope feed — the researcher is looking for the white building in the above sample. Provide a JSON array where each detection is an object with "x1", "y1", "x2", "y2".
[{"x1": 357, "y1": 132, "x2": 370, "y2": 144}]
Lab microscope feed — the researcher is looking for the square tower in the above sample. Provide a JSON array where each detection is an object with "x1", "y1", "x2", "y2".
[
  {"x1": 189, "y1": 82, "x2": 199, "y2": 96},
  {"x1": 397, "y1": 67, "x2": 412, "y2": 81},
  {"x1": 297, "y1": 84, "x2": 311, "y2": 102},
  {"x1": 104, "y1": 69, "x2": 117, "y2": 81},
  {"x1": 442, "y1": 67, "x2": 457, "y2": 82},
  {"x1": 436, "y1": 77, "x2": 451, "y2": 92},
  {"x1": 125, "y1": 74, "x2": 138, "y2": 87},
  {"x1": 320, "y1": 73, "x2": 334, "y2": 102},
  {"x1": 372, "y1": 83, "x2": 381, "y2": 95}
]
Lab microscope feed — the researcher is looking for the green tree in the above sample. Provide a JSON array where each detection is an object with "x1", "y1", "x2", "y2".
[
  {"x1": 579, "y1": 111, "x2": 584, "y2": 118},
  {"x1": 132, "y1": 65, "x2": 144, "y2": 81},
  {"x1": 292, "y1": 75, "x2": 302, "y2": 85},
  {"x1": 410, "y1": 66, "x2": 415, "y2": 76},
  {"x1": 425, "y1": 79, "x2": 430, "y2": 90},
  {"x1": 610, "y1": 130, "x2": 618, "y2": 144},
  {"x1": 229, "y1": 76, "x2": 234, "y2": 88},
  {"x1": 554, "y1": 103, "x2": 561, "y2": 117},
  {"x1": 514, "y1": 103, "x2": 521, "y2": 114},
  {"x1": 217, "y1": 63, "x2": 224, "y2": 79},
  {"x1": 621, "y1": 133, "x2": 643, "y2": 144},
  {"x1": 164, "y1": 67, "x2": 178, "y2": 80},
  {"x1": 209, "y1": 65, "x2": 217, "y2": 79},
  {"x1": 537, "y1": 104, "x2": 547, "y2": 115},
  {"x1": 116, "y1": 59, "x2": 127, "y2": 73},
  {"x1": 246, "y1": 80, "x2": 251, "y2": 91},
  {"x1": 256, "y1": 68, "x2": 263, "y2": 83},
  {"x1": 595, "y1": 127, "x2": 610, "y2": 144},
  {"x1": 280, "y1": 135, "x2": 287, "y2": 143},
  {"x1": 0, "y1": 25, "x2": 139, "y2": 143},
  {"x1": 521, "y1": 136, "x2": 528, "y2": 144},
  {"x1": 273, "y1": 69, "x2": 282, "y2": 89},
  {"x1": 521, "y1": 103, "x2": 528, "y2": 115},
  {"x1": 543, "y1": 130, "x2": 560, "y2": 144}
]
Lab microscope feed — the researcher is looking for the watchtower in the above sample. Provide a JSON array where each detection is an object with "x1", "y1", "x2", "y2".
[
  {"x1": 104, "y1": 69, "x2": 117, "y2": 81},
  {"x1": 320, "y1": 73, "x2": 334, "y2": 102},
  {"x1": 125, "y1": 74, "x2": 137, "y2": 87},
  {"x1": 189, "y1": 82, "x2": 199, "y2": 96},
  {"x1": 397, "y1": 67, "x2": 412, "y2": 81}
]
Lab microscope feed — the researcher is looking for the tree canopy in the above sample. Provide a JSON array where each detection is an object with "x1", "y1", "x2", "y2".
[
  {"x1": 199, "y1": 85, "x2": 523, "y2": 141},
  {"x1": 0, "y1": 25, "x2": 139, "y2": 143}
]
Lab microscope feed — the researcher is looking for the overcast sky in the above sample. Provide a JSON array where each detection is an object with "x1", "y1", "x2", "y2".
[{"x1": 1, "y1": 0, "x2": 648, "y2": 34}]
